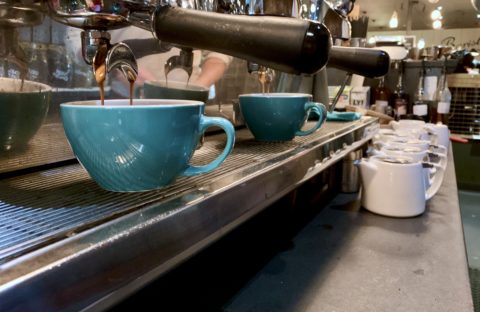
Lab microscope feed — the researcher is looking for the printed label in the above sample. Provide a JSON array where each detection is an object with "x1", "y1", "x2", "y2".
[
  {"x1": 397, "y1": 105, "x2": 407, "y2": 116},
  {"x1": 424, "y1": 76, "x2": 438, "y2": 101},
  {"x1": 394, "y1": 98, "x2": 407, "y2": 116},
  {"x1": 437, "y1": 101, "x2": 450, "y2": 114},
  {"x1": 413, "y1": 104, "x2": 428, "y2": 116}
]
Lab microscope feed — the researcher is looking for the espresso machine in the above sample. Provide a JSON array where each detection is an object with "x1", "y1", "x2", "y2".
[
  {"x1": 44, "y1": 0, "x2": 333, "y2": 84},
  {"x1": 0, "y1": 1, "x2": 388, "y2": 310},
  {"x1": 1, "y1": 0, "x2": 334, "y2": 93}
]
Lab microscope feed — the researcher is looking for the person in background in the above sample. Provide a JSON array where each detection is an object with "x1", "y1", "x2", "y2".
[
  {"x1": 454, "y1": 52, "x2": 475, "y2": 74},
  {"x1": 109, "y1": 26, "x2": 232, "y2": 98}
]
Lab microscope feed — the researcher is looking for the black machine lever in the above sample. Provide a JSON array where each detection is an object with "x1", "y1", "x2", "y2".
[
  {"x1": 153, "y1": 6, "x2": 332, "y2": 75},
  {"x1": 328, "y1": 46, "x2": 390, "y2": 78}
]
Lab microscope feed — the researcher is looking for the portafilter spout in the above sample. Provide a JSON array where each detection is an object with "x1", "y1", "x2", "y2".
[
  {"x1": 165, "y1": 48, "x2": 194, "y2": 79},
  {"x1": 46, "y1": 1, "x2": 332, "y2": 75},
  {"x1": 81, "y1": 30, "x2": 138, "y2": 87},
  {"x1": 247, "y1": 62, "x2": 275, "y2": 93}
]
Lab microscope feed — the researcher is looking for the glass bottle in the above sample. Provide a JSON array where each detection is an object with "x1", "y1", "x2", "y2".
[
  {"x1": 373, "y1": 76, "x2": 391, "y2": 115},
  {"x1": 432, "y1": 61, "x2": 451, "y2": 125},
  {"x1": 412, "y1": 66, "x2": 430, "y2": 122},
  {"x1": 391, "y1": 61, "x2": 409, "y2": 120}
]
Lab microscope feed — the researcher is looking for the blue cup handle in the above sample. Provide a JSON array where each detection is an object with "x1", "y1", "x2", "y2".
[
  {"x1": 182, "y1": 115, "x2": 235, "y2": 176},
  {"x1": 295, "y1": 101, "x2": 327, "y2": 136}
]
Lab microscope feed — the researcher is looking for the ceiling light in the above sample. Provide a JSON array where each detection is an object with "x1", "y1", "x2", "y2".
[
  {"x1": 428, "y1": 0, "x2": 439, "y2": 3},
  {"x1": 389, "y1": 10, "x2": 398, "y2": 28},
  {"x1": 433, "y1": 19, "x2": 442, "y2": 29},
  {"x1": 437, "y1": 6, "x2": 443, "y2": 10},
  {"x1": 431, "y1": 9, "x2": 442, "y2": 20},
  {"x1": 418, "y1": 38, "x2": 426, "y2": 49}
]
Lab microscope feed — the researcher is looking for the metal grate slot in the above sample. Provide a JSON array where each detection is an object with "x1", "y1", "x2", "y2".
[
  {"x1": 447, "y1": 74, "x2": 480, "y2": 137},
  {"x1": 449, "y1": 87, "x2": 480, "y2": 136}
]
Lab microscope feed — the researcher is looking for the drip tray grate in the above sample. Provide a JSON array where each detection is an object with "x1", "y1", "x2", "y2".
[
  {"x1": 0, "y1": 123, "x2": 74, "y2": 174},
  {"x1": 0, "y1": 121, "x2": 369, "y2": 264}
]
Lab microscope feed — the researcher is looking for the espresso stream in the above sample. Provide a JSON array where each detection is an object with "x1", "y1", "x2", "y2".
[
  {"x1": 258, "y1": 71, "x2": 268, "y2": 94},
  {"x1": 93, "y1": 43, "x2": 136, "y2": 106},
  {"x1": 95, "y1": 63, "x2": 106, "y2": 106},
  {"x1": 127, "y1": 71, "x2": 136, "y2": 106},
  {"x1": 94, "y1": 44, "x2": 108, "y2": 106},
  {"x1": 19, "y1": 62, "x2": 28, "y2": 92}
]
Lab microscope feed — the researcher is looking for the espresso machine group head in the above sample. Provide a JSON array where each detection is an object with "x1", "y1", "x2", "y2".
[{"x1": 41, "y1": 0, "x2": 333, "y2": 83}]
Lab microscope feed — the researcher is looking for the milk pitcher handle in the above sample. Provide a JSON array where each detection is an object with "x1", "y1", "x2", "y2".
[
  {"x1": 428, "y1": 151, "x2": 447, "y2": 170},
  {"x1": 425, "y1": 163, "x2": 445, "y2": 201},
  {"x1": 182, "y1": 115, "x2": 235, "y2": 176},
  {"x1": 430, "y1": 144, "x2": 447, "y2": 156},
  {"x1": 295, "y1": 102, "x2": 327, "y2": 136}
]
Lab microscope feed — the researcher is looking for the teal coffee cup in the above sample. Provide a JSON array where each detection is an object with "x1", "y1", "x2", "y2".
[
  {"x1": 142, "y1": 80, "x2": 211, "y2": 148},
  {"x1": 61, "y1": 99, "x2": 235, "y2": 192},
  {"x1": 143, "y1": 80, "x2": 209, "y2": 103},
  {"x1": 238, "y1": 93, "x2": 327, "y2": 141},
  {"x1": 0, "y1": 78, "x2": 51, "y2": 151}
]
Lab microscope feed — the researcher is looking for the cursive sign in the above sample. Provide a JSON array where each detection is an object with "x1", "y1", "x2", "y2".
[{"x1": 441, "y1": 36, "x2": 480, "y2": 49}]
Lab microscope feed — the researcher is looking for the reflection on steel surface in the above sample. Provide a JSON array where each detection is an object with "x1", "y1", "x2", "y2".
[{"x1": 0, "y1": 123, "x2": 74, "y2": 174}]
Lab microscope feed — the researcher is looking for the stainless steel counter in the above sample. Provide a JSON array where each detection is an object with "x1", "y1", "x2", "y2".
[
  {"x1": 225, "y1": 147, "x2": 474, "y2": 312},
  {"x1": 0, "y1": 118, "x2": 377, "y2": 312}
]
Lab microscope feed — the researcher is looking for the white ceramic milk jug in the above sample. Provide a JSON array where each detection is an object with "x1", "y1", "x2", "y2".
[{"x1": 358, "y1": 155, "x2": 444, "y2": 217}]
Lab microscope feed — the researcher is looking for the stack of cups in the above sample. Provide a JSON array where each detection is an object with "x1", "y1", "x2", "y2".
[{"x1": 357, "y1": 120, "x2": 450, "y2": 218}]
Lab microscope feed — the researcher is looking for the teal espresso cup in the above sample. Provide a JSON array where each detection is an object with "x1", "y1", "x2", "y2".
[
  {"x1": 60, "y1": 99, "x2": 235, "y2": 192},
  {"x1": 238, "y1": 93, "x2": 327, "y2": 141},
  {"x1": 143, "y1": 80, "x2": 209, "y2": 103},
  {"x1": 0, "y1": 77, "x2": 51, "y2": 151}
]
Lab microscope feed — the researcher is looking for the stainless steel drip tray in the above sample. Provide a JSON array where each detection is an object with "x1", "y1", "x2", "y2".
[
  {"x1": 0, "y1": 123, "x2": 74, "y2": 174},
  {"x1": 0, "y1": 118, "x2": 378, "y2": 312}
]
